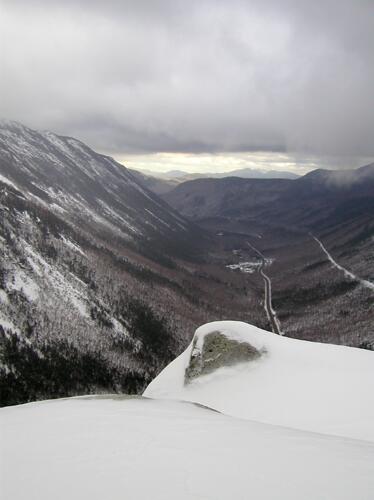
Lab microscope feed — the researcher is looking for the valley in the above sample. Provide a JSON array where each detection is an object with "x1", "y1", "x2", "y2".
[
  {"x1": 2, "y1": 3, "x2": 373, "y2": 498},
  {"x1": 0, "y1": 121, "x2": 373, "y2": 407},
  {"x1": 161, "y1": 168, "x2": 374, "y2": 340}
]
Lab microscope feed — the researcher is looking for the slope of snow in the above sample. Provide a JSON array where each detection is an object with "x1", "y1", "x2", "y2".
[
  {"x1": 1, "y1": 397, "x2": 374, "y2": 500},
  {"x1": 0, "y1": 120, "x2": 193, "y2": 241},
  {"x1": 7, "y1": 269, "x2": 39, "y2": 301},
  {"x1": 20, "y1": 241, "x2": 89, "y2": 317},
  {"x1": 0, "y1": 173, "x2": 19, "y2": 190},
  {"x1": 60, "y1": 235, "x2": 86, "y2": 256},
  {"x1": 144, "y1": 321, "x2": 374, "y2": 442}
]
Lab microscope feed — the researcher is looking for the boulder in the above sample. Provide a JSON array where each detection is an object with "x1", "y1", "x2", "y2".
[{"x1": 185, "y1": 330, "x2": 262, "y2": 383}]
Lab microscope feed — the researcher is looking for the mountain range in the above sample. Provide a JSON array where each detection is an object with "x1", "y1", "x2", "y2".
[
  {"x1": 162, "y1": 163, "x2": 374, "y2": 225},
  {"x1": 130, "y1": 166, "x2": 299, "y2": 195}
]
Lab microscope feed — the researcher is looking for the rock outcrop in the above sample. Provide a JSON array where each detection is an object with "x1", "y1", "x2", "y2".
[{"x1": 185, "y1": 329, "x2": 262, "y2": 383}]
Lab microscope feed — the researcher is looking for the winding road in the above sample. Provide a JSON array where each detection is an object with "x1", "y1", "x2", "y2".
[
  {"x1": 312, "y1": 235, "x2": 374, "y2": 292},
  {"x1": 246, "y1": 242, "x2": 283, "y2": 336}
]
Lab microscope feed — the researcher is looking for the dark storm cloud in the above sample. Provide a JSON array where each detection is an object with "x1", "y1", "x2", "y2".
[{"x1": 1, "y1": 0, "x2": 373, "y2": 158}]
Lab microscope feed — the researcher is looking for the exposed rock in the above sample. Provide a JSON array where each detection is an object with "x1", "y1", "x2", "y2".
[{"x1": 185, "y1": 330, "x2": 262, "y2": 383}]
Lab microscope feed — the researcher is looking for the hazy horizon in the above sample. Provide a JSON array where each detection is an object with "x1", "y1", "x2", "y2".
[{"x1": 117, "y1": 151, "x2": 374, "y2": 175}]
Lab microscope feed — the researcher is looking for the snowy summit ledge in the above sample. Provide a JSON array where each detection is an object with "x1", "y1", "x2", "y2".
[
  {"x1": 2, "y1": 321, "x2": 374, "y2": 500},
  {"x1": 2, "y1": 396, "x2": 374, "y2": 500},
  {"x1": 145, "y1": 320, "x2": 374, "y2": 442}
]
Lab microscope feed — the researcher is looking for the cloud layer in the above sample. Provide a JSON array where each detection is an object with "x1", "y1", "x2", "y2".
[{"x1": 1, "y1": 0, "x2": 373, "y2": 159}]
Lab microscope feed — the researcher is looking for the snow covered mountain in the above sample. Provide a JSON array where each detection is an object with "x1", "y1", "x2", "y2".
[
  {"x1": 0, "y1": 120, "x2": 196, "y2": 252},
  {"x1": 0, "y1": 121, "x2": 198, "y2": 404},
  {"x1": 0, "y1": 121, "x2": 251, "y2": 406},
  {"x1": 2, "y1": 321, "x2": 374, "y2": 500}
]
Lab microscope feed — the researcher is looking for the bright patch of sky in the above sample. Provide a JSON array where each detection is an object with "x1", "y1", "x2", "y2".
[{"x1": 116, "y1": 152, "x2": 374, "y2": 175}]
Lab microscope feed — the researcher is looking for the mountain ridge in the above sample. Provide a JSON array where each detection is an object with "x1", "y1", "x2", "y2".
[
  {"x1": 162, "y1": 162, "x2": 374, "y2": 226},
  {"x1": 129, "y1": 165, "x2": 299, "y2": 195},
  {"x1": 0, "y1": 121, "x2": 261, "y2": 406}
]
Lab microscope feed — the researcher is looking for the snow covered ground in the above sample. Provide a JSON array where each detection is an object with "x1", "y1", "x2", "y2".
[
  {"x1": 1, "y1": 321, "x2": 374, "y2": 499},
  {"x1": 145, "y1": 321, "x2": 374, "y2": 442},
  {"x1": 226, "y1": 261, "x2": 261, "y2": 273},
  {"x1": 1, "y1": 396, "x2": 374, "y2": 500}
]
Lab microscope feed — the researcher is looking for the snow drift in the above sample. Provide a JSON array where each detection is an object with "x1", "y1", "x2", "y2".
[
  {"x1": 2, "y1": 396, "x2": 374, "y2": 500},
  {"x1": 145, "y1": 321, "x2": 374, "y2": 442},
  {"x1": 2, "y1": 321, "x2": 374, "y2": 500}
]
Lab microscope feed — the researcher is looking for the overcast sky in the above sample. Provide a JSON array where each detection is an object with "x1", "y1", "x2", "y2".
[{"x1": 1, "y1": 0, "x2": 373, "y2": 172}]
